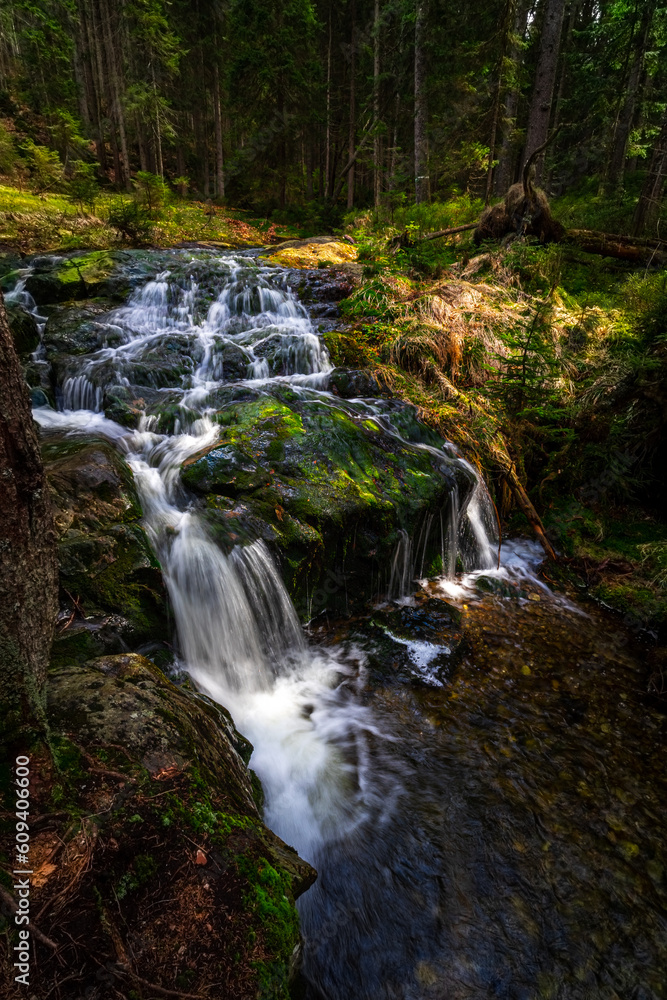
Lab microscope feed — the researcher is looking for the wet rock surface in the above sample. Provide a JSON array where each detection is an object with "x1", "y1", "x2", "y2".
[
  {"x1": 182, "y1": 385, "x2": 472, "y2": 616},
  {"x1": 316, "y1": 596, "x2": 467, "y2": 688},
  {"x1": 44, "y1": 437, "x2": 168, "y2": 665},
  {"x1": 6, "y1": 301, "x2": 39, "y2": 354}
]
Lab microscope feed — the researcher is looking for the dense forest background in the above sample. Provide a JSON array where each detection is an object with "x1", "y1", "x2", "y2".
[{"x1": 0, "y1": 0, "x2": 666, "y2": 232}]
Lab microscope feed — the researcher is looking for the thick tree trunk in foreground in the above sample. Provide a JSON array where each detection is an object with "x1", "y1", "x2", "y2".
[
  {"x1": 0, "y1": 292, "x2": 58, "y2": 741},
  {"x1": 522, "y1": 0, "x2": 566, "y2": 186}
]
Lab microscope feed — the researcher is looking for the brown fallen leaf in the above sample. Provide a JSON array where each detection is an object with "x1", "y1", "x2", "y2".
[
  {"x1": 32, "y1": 863, "x2": 57, "y2": 888},
  {"x1": 195, "y1": 850, "x2": 207, "y2": 865}
]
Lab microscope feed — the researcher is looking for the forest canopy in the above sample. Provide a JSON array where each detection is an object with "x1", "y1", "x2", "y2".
[{"x1": 0, "y1": 0, "x2": 666, "y2": 232}]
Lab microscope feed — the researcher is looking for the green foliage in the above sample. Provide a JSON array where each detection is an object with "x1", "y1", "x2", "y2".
[
  {"x1": 0, "y1": 123, "x2": 17, "y2": 177},
  {"x1": 107, "y1": 199, "x2": 154, "y2": 243},
  {"x1": 484, "y1": 300, "x2": 559, "y2": 414},
  {"x1": 134, "y1": 171, "x2": 169, "y2": 217},
  {"x1": 115, "y1": 853, "x2": 158, "y2": 899},
  {"x1": 21, "y1": 140, "x2": 64, "y2": 193},
  {"x1": 66, "y1": 160, "x2": 99, "y2": 213}
]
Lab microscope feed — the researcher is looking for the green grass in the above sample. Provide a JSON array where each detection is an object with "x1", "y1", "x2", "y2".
[{"x1": 0, "y1": 183, "x2": 306, "y2": 252}]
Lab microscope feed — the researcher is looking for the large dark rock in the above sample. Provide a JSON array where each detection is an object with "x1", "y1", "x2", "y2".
[
  {"x1": 43, "y1": 299, "x2": 119, "y2": 356},
  {"x1": 43, "y1": 437, "x2": 169, "y2": 665},
  {"x1": 339, "y1": 597, "x2": 466, "y2": 688},
  {"x1": 182, "y1": 384, "x2": 474, "y2": 617},
  {"x1": 6, "y1": 302, "x2": 39, "y2": 354},
  {"x1": 24, "y1": 251, "x2": 133, "y2": 305},
  {"x1": 34, "y1": 652, "x2": 316, "y2": 1000}
]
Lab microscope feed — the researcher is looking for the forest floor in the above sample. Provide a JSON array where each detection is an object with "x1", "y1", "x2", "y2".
[{"x1": 0, "y1": 184, "x2": 307, "y2": 253}]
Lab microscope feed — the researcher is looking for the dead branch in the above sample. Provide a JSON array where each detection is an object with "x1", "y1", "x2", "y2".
[{"x1": 0, "y1": 886, "x2": 59, "y2": 950}]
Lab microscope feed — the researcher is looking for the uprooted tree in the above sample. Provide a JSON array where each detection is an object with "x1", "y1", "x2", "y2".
[
  {"x1": 474, "y1": 140, "x2": 565, "y2": 245},
  {"x1": 0, "y1": 290, "x2": 58, "y2": 745}
]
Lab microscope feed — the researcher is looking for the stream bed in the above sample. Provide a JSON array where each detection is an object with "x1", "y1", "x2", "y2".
[{"x1": 7, "y1": 248, "x2": 666, "y2": 999}]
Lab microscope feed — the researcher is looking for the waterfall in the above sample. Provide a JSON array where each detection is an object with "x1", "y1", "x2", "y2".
[{"x1": 30, "y1": 251, "x2": 499, "y2": 865}]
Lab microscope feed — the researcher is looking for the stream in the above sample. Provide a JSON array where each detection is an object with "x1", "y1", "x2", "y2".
[{"x1": 9, "y1": 250, "x2": 666, "y2": 999}]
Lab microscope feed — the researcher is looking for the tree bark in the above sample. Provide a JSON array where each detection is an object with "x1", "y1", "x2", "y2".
[
  {"x1": 214, "y1": 63, "x2": 225, "y2": 200},
  {"x1": 347, "y1": 0, "x2": 356, "y2": 211},
  {"x1": 522, "y1": 0, "x2": 567, "y2": 186},
  {"x1": 494, "y1": 0, "x2": 531, "y2": 195},
  {"x1": 325, "y1": 6, "x2": 332, "y2": 198},
  {"x1": 373, "y1": 0, "x2": 381, "y2": 209},
  {"x1": 607, "y1": 0, "x2": 655, "y2": 193},
  {"x1": 101, "y1": 0, "x2": 130, "y2": 189},
  {"x1": 414, "y1": 0, "x2": 429, "y2": 204},
  {"x1": 0, "y1": 292, "x2": 58, "y2": 743}
]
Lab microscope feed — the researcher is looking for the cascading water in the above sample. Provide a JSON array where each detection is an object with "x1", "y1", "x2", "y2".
[
  {"x1": 7, "y1": 249, "x2": 663, "y2": 1000},
  {"x1": 27, "y1": 250, "x2": 542, "y2": 997}
]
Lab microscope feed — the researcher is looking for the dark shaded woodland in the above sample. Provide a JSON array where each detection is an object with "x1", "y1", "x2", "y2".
[{"x1": 0, "y1": 1, "x2": 666, "y2": 230}]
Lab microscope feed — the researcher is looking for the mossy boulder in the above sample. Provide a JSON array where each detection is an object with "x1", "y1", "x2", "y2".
[
  {"x1": 0, "y1": 251, "x2": 23, "y2": 288},
  {"x1": 6, "y1": 302, "x2": 39, "y2": 354},
  {"x1": 43, "y1": 437, "x2": 168, "y2": 665},
  {"x1": 43, "y1": 299, "x2": 120, "y2": 366},
  {"x1": 262, "y1": 238, "x2": 357, "y2": 269},
  {"x1": 181, "y1": 385, "x2": 473, "y2": 617},
  {"x1": 29, "y1": 652, "x2": 316, "y2": 1000},
  {"x1": 24, "y1": 250, "x2": 132, "y2": 305}
]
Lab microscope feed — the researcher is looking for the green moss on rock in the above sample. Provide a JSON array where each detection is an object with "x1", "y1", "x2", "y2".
[{"x1": 42, "y1": 653, "x2": 315, "y2": 999}]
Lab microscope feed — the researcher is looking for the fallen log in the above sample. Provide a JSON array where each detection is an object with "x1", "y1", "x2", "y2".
[
  {"x1": 390, "y1": 222, "x2": 478, "y2": 250},
  {"x1": 563, "y1": 229, "x2": 667, "y2": 265}
]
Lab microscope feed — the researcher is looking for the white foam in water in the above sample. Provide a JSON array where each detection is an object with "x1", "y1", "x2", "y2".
[
  {"x1": 28, "y1": 252, "x2": 506, "y2": 864},
  {"x1": 384, "y1": 631, "x2": 450, "y2": 687},
  {"x1": 32, "y1": 406, "x2": 129, "y2": 440}
]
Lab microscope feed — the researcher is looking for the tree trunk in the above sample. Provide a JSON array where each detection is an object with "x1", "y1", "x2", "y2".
[
  {"x1": 632, "y1": 108, "x2": 667, "y2": 236},
  {"x1": 484, "y1": 0, "x2": 517, "y2": 204},
  {"x1": 325, "y1": 6, "x2": 332, "y2": 199},
  {"x1": 0, "y1": 292, "x2": 58, "y2": 744},
  {"x1": 347, "y1": 0, "x2": 356, "y2": 210},
  {"x1": 88, "y1": 0, "x2": 109, "y2": 177},
  {"x1": 494, "y1": 0, "x2": 531, "y2": 195},
  {"x1": 100, "y1": 0, "x2": 130, "y2": 189},
  {"x1": 522, "y1": 0, "x2": 567, "y2": 185},
  {"x1": 214, "y1": 63, "x2": 225, "y2": 200},
  {"x1": 414, "y1": 0, "x2": 429, "y2": 204},
  {"x1": 373, "y1": 0, "x2": 381, "y2": 209},
  {"x1": 607, "y1": 0, "x2": 655, "y2": 193}
]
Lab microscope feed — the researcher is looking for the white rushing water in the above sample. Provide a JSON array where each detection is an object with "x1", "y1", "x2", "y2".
[{"x1": 30, "y1": 251, "x2": 503, "y2": 863}]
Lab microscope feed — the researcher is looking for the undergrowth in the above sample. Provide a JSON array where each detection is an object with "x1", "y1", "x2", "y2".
[{"x1": 332, "y1": 205, "x2": 667, "y2": 638}]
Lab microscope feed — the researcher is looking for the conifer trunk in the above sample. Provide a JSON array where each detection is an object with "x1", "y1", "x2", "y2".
[
  {"x1": 414, "y1": 0, "x2": 429, "y2": 204},
  {"x1": 373, "y1": 0, "x2": 381, "y2": 209},
  {"x1": 523, "y1": 0, "x2": 566, "y2": 185},
  {"x1": 607, "y1": 0, "x2": 655, "y2": 193},
  {"x1": 214, "y1": 63, "x2": 225, "y2": 200},
  {"x1": 0, "y1": 292, "x2": 58, "y2": 743},
  {"x1": 347, "y1": 0, "x2": 356, "y2": 210},
  {"x1": 632, "y1": 108, "x2": 667, "y2": 236},
  {"x1": 494, "y1": 0, "x2": 530, "y2": 194}
]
